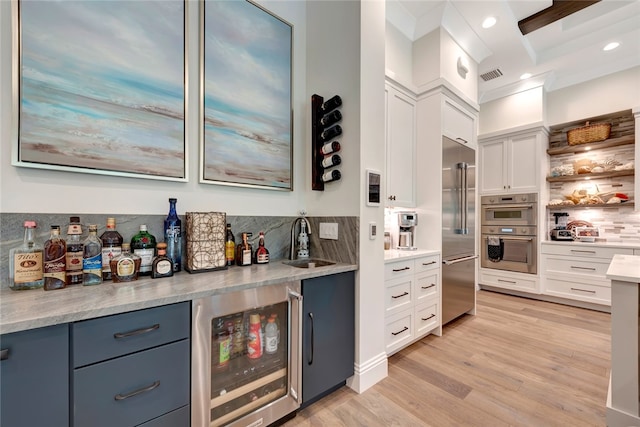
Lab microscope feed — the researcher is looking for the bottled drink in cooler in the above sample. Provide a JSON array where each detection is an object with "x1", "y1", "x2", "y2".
[
  {"x1": 164, "y1": 198, "x2": 182, "y2": 272},
  {"x1": 83, "y1": 225, "x2": 103, "y2": 286},
  {"x1": 247, "y1": 314, "x2": 262, "y2": 359},
  {"x1": 44, "y1": 225, "x2": 66, "y2": 290},
  {"x1": 131, "y1": 224, "x2": 156, "y2": 276},
  {"x1": 100, "y1": 217, "x2": 123, "y2": 281},
  {"x1": 265, "y1": 317, "x2": 278, "y2": 354},
  {"x1": 9, "y1": 220, "x2": 44, "y2": 290},
  {"x1": 65, "y1": 216, "x2": 83, "y2": 286}
]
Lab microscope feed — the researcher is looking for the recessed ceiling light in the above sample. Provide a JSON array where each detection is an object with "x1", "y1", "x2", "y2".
[
  {"x1": 520, "y1": 73, "x2": 532, "y2": 80},
  {"x1": 482, "y1": 16, "x2": 497, "y2": 29},
  {"x1": 603, "y1": 42, "x2": 620, "y2": 51}
]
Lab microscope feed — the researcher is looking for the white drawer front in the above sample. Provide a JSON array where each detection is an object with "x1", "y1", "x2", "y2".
[
  {"x1": 414, "y1": 272, "x2": 438, "y2": 304},
  {"x1": 414, "y1": 255, "x2": 440, "y2": 274},
  {"x1": 543, "y1": 255, "x2": 611, "y2": 282},
  {"x1": 541, "y1": 244, "x2": 633, "y2": 259},
  {"x1": 385, "y1": 277, "x2": 413, "y2": 315},
  {"x1": 480, "y1": 270, "x2": 539, "y2": 293},
  {"x1": 544, "y1": 278, "x2": 610, "y2": 306},
  {"x1": 414, "y1": 301, "x2": 438, "y2": 337},
  {"x1": 385, "y1": 309, "x2": 413, "y2": 355},
  {"x1": 385, "y1": 259, "x2": 415, "y2": 280}
]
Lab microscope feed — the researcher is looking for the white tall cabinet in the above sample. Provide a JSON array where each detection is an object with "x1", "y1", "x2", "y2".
[{"x1": 385, "y1": 82, "x2": 416, "y2": 208}]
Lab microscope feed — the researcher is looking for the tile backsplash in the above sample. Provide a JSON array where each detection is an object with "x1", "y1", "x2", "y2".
[{"x1": 546, "y1": 205, "x2": 640, "y2": 243}]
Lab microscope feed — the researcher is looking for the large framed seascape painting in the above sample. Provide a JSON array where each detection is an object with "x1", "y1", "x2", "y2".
[
  {"x1": 200, "y1": 0, "x2": 293, "y2": 190},
  {"x1": 12, "y1": 0, "x2": 187, "y2": 181}
]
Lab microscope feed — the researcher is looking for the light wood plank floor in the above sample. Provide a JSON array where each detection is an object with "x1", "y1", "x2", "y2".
[{"x1": 284, "y1": 290, "x2": 611, "y2": 427}]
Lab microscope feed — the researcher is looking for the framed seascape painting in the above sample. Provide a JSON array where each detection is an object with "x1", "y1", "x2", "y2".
[
  {"x1": 12, "y1": 0, "x2": 187, "y2": 181},
  {"x1": 200, "y1": 0, "x2": 293, "y2": 190}
]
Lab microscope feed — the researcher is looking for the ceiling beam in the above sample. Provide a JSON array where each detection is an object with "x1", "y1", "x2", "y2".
[{"x1": 518, "y1": 0, "x2": 601, "y2": 36}]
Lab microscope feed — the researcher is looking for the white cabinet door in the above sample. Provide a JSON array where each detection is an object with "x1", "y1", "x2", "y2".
[
  {"x1": 508, "y1": 133, "x2": 539, "y2": 193},
  {"x1": 443, "y1": 97, "x2": 476, "y2": 149},
  {"x1": 386, "y1": 85, "x2": 416, "y2": 207},
  {"x1": 479, "y1": 139, "x2": 507, "y2": 194}
]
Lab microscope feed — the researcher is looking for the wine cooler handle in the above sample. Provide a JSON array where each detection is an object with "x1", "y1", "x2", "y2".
[{"x1": 308, "y1": 312, "x2": 314, "y2": 366}]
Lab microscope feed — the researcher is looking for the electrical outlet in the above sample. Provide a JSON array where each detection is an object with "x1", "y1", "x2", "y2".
[{"x1": 319, "y1": 222, "x2": 339, "y2": 240}]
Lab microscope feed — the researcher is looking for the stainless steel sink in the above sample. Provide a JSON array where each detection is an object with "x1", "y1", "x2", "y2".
[{"x1": 283, "y1": 258, "x2": 336, "y2": 268}]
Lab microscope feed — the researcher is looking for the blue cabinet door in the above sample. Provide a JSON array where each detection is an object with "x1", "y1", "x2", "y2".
[
  {"x1": 0, "y1": 324, "x2": 69, "y2": 427},
  {"x1": 302, "y1": 271, "x2": 355, "y2": 405}
]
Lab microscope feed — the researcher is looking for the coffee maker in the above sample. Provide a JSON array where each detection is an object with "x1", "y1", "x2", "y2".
[
  {"x1": 551, "y1": 212, "x2": 572, "y2": 240},
  {"x1": 396, "y1": 211, "x2": 418, "y2": 250}
]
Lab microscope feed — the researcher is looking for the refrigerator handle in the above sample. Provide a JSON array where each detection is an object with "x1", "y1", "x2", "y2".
[{"x1": 455, "y1": 162, "x2": 469, "y2": 235}]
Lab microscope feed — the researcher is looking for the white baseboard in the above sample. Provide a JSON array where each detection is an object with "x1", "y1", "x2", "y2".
[{"x1": 346, "y1": 352, "x2": 388, "y2": 393}]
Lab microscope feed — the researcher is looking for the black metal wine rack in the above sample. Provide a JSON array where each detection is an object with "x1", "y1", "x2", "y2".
[{"x1": 312, "y1": 94, "x2": 342, "y2": 191}]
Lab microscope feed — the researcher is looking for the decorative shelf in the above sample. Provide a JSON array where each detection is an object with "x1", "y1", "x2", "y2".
[
  {"x1": 546, "y1": 135, "x2": 634, "y2": 156},
  {"x1": 547, "y1": 202, "x2": 635, "y2": 210},
  {"x1": 546, "y1": 169, "x2": 634, "y2": 182}
]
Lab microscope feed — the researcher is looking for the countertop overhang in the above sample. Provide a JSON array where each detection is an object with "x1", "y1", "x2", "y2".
[
  {"x1": 607, "y1": 254, "x2": 640, "y2": 283},
  {"x1": 0, "y1": 260, "x2": 357, "y2": 335},
  {"x1": 384, "y1": 248, "x2": 440, "y2": 262}
]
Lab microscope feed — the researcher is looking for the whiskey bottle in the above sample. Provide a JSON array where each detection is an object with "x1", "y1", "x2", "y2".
[
  {"x1": 225, "y1": 223, "x2": 236, "y2": 266},
  {"x1": 9, "y1": 220, "x2": 44, "y2": 290},
  {"x1": 320, "y1": 141, "x2": 340, "y2": 155},
  {"x1": 235, "y1": 232, "x2": 252, "y2": 266},
  {"x1": 152, "y1": 242, "x2": 174, "y2": 279},
  {"x1": 83, "y1": 224, "x2": 103, "y2": 286},
  {"x1": 100, "y1": 217, "x2": 123, "y2": 281},
  {"x1": 110, "y1": 243, "x2": 141, "y2": 283},
  {"x1": 44, "y1": 225, "x2": 67, "y2": 291},
  {"x1": 253, "y1": 231, "x2": 269, "y2": 264},
  {"x1": 65, "y1": 216, "x2": 83, "y2": 286},
  {"x1": 131, "y1": 224, "x2": 156, "y2": 276},
  {"x1": 164, "y1": 198, "x2": 182, "y2": 272}
]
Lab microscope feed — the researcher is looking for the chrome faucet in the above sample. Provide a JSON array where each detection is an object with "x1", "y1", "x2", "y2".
[{"x1": 290, "y1": 217, "x2": 311, "y2": 260}]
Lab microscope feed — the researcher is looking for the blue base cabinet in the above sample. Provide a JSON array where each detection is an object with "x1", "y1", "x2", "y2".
[
  {"x1": 0, "y1": 324, "x2": 69, "y2": 427},
  {"x1": 301, "y1": 271, "x2": 355, "y2": 406}
]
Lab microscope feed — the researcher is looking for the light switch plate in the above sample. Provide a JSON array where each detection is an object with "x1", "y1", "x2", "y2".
[
  {"x1": 369, "y1": 222, "x2": 377, "y2": 239},
  {"x1": 319, "y1": 222, "x2": 339, "y2": 240}
]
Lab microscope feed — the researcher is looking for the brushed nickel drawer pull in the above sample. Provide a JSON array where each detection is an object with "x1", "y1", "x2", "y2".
[
  {"x1": 422, "y1": 261, "x2": 437, "y2": 266},
  {"x1": 392, "y1": 292, "x2": 409, "y2": 299},
  {"x1": 392, "y1": 267, "x2": 410, "y2": 272},
  {"x1": 114, "y1": 323, "x2": 160, "y2": 339},
  {"x1": 422, "y1": 314, "x2": 436, "y2": 321},
  {"x1": 422, "y1": 284, "x2": 436, "y2": 290},
  {"x1": 570, "y1": 250, "x2": 596, "y2": 255},
  {"x1": 570, "y1": 287, "x2": 596, "y2": 294},
  {"x1": 114, "y1": 380, "x2": 160, "y2": 401},
  {"x1": 498, "y1": 279, "x2": 516, "y2": 284},
  {"x1": 391, "y1": 326, "x2": 408, "y2": 336},
  {"x1": 570, "y1": 266, "x2": 596, "y2": 271},
  {"x1": 0, "y1": 349, "x2": 8, "y2": 361}
]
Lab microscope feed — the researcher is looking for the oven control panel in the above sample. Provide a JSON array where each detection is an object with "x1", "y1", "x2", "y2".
[{"x1": 481, "y1": 225, "x2": 536, "y2": 236}]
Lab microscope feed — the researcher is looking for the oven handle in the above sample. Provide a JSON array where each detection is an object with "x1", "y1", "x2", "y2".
[
  {"x1": 496, "y1": 236, "x2": 534, "y2": 242},
  {"x1": 484, "y1": 204, "x2": 534, "y2": 209},
  {"x1": 443, "y1": 255, "x2": 478, "y2": 265}
]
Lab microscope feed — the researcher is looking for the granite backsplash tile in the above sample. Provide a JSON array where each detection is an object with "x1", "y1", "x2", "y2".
[{"x1": 0, "y1": 213, "x2": 359, "y2": 287}]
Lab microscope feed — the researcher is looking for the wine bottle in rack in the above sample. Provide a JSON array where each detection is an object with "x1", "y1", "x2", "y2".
[
  {"x1": 321, "y1": 154, "x2": 341, "y2": 169},
  {"x1": 320, "y1": 95, "x2": 342, "y2": 113},
  {"x1": 321, "y1": 170, "x2": 341, "y2": 183},
  {"x1": 320, "y1": 141, "x2": 340, "y2": 155},
  {"x1": 319, "y1": 110, "x2": 342, "y2": 127},
  {"x1": 319, "y1": 124, "x2": 342, "y2": 143}
]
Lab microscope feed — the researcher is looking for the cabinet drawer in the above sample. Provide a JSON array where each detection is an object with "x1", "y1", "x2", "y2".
[
  {"x1": 415, "y1": 301, "x2": 438, "y2": 337},
  {"x1": 414, "y1": 272, "x2": 438, "y2": 303},
  {"x1": 385, "y1": 309, "x2": 413, "y2": 355},
  {"x1": 414, "y1": 254, "x2": 440, "y2": 274},
  {"x1": 544, "y1": 278, "x2": 610, "y2": 306},
  {"x1": 543, "y1": 255, "x2": 611, "y2": 283},
  {"x1": 385, "y1": 276, "x2": 413, "y2": 316},
  {"x1": 480, "y1": 270, "x2": 539, "y2": 293},
  {"x1": 138, "y1": 405, "x2": 189, "y2": 427},
  {"x1": 384, "y1": 259, "x2": 414, "y2": 280},
  {"x1": 74, "y1": 339, "x2": 190, "y2": 427},
  {"x1": 73, "y1": 302, "x2": 190, "y2": 367},
  {"x1": 541, "y1": 244, "x2": 632, "y2": 259}
]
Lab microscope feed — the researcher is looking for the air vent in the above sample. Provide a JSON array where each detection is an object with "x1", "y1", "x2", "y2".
[{"x1": 480, "y1": 68, "x2": 503, "y2": 82}]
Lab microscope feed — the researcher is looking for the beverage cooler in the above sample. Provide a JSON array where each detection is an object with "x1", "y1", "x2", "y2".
[{"x1": 192, "y1": 282, "x2": 302, "y2": 427}]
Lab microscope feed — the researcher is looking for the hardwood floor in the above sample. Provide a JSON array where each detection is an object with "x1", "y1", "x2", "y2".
[{"x1": 284, "y1": 290, "x2": 611, "y2": 427}]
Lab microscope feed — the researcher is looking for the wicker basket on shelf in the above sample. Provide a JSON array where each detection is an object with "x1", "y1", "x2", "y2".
[{"x1": 567, "y1": 121, "x2": 611, "y2": 145}]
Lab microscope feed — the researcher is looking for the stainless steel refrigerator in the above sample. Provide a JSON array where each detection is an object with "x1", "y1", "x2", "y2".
[{"x1": 442, "y1": 136, "x2": 477, "y2": 325}]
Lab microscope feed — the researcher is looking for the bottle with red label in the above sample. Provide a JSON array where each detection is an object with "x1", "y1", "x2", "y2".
[{"x1": 247, "y1": 313, "x2": 262, "y2": 359}]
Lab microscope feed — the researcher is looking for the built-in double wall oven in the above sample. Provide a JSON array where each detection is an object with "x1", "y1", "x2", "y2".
[{"x1": 481, "y1": 193, "x2": 538, "y2": 274}]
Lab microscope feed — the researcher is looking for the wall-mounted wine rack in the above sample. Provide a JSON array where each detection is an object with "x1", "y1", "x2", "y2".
[{"x1": 312, "y1": 94, "x2": 342, "y2": 191}]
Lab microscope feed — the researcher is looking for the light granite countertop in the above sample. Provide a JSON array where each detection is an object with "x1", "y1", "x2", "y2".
[
  {"x1": 0, "y1": 259, "x2": 357, "y2": 335},
  {"x1": 607, "y1": 254, "x2": 640, "y2": 283},
  {"x1": 384, "y1": 248, "x2": 440, "y2": 262}
]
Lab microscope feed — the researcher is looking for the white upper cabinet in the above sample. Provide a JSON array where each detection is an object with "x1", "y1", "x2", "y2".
[
  {"x1": 385, "y1": 83, "x2": 417, "y2": 207},
  {"x1": 442, "y1": 97, "x2": 476, "y2": 149},
  {"x1": 479, "y1": 130, "x2": 544, "y2": 194}
]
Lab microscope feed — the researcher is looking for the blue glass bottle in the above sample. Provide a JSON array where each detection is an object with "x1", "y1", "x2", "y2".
[{"x1": 164, "y1": 198, "x2": 182, "y2": 272}]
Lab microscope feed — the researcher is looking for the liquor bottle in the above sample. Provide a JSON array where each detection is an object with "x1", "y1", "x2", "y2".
[
  {"x1": 164, "y1": 198, "x2": 182, "y2": 272},
  {"x1": 322, "y1": 169, "x2": 341, "y2": 183},
  {"x1": 83, "y1": 224, "x2": 103, "y2": 286},
  {"x1": 235, "y1": 232, "x2": 252, "y2": 266},
  {"x1": 9, "y1": 220, "x2": 44, "y2": 290},
  {"x1": 100, "y1": 217, "x2": 123, "y2": 281},
  {"x1": 319, "y1": 124, "x2": 342, "y2": 143},
  {"x1": 65, "y1": 216, "x2": 83, "y2": 286},
  {"x1": 152, "y1": 242, "x2": 174, "y2": 279},
  {"x1": 225, "y1": 223, "x2": 235, "y2": 266},
  {"x1": 319, "y1": 109, "x2": 342, "y2": 127},
  {"x1": 247, "y1": 314, "x2": 262, "y2": 359},
  {"x1": 253, "y1": 231, "x2": 269, "y2": 264},
  {"x1": 321, "y1": 154, "x2": 341, "y2": 169},
  {"x1": 320, "y1": 141, "x2": 340, "y2": 155},
  {"x1": 44, "y1": 225, "x2": 66, "y2": 291},
  {"x1": 110, "y1": 243, "x2": 141, "y2": 283},
  {"x1": 131, "y1": 224, "x2": 156, "y2": 276},
  {"x1": 320, "y1": 95, "x2": 342, "y2": 113}
]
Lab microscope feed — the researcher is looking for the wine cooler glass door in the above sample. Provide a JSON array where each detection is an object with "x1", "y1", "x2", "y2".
[{"x1": 192, "y1": 282, "x2": 302, "y2": 427}]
